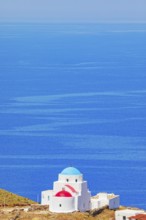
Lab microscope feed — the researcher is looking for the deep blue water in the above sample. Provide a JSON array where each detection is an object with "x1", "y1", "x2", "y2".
[{"x1": 0, "y1": 23, "x2": 146, "y2": 208}]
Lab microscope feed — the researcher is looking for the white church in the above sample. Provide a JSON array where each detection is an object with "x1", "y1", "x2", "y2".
[{"x1": 41, "y1": 167, "x2": 119, "y2": 213}]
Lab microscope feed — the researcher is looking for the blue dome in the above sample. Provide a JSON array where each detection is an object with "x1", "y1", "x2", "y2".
[{"x1": 61, "y1": 167, "x2": 82, "y2": 175}]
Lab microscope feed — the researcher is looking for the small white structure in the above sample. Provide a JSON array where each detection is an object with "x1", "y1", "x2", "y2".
[
  {"x1": 91, "y1": 192, "x2": 120, "y2": 210},
  {"x1": 115, "y1": 210, "x2": 145, "y2": 220},
  {"x1": 41, "y1": 166, "x2": 120, "y2": 213},
  {"x1": 41, "y1": 167, "x2": 91, "y2": 213}
]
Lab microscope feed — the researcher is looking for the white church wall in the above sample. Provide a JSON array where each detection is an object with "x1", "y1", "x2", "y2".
[
  {"x1": 53, "y1": 181, "x2": 66, "y2": 195},
  {"x1": 90, "y1": 193, "x2": 120, "y2": 210},
  {"x1": 98, "y1": 193, "x2": 108, "y2": 199},
  {"x1": 109, "y1": 196, "x2": 120, "y2": 209},
  {"x1": 41, "y1": 190, "x2": 53, "y2": 205},
  {"x1": 78, "y1": 195, "x2": 84, "y2": 211},
  {"x1": 52, "y1": 180, "x2": 91, "y2": 212},
  {"x1": 53, "y1": 181, "x2": 88, "y2": 196},
  {"x1": 77, "y1": 192, "x2": 91, "y2": 212},
  {"x1": 58, "y1": 174, "x2": 83, "y2": 183},
  {"x1": 74, "y1": 195, "x2": 79, "y2": 211},
  {"x1": 50, "y1": 197, "x2": 75, "y2": 213},
  {"x1": 67, "y1": 181, "x2": 85, "y2": 193},
  {"x1": 90, "y1": 199, "x2": 99, "y2": 210},
  {"x1": 100, "y1": 198, "x2": 108, "y2": 207}
]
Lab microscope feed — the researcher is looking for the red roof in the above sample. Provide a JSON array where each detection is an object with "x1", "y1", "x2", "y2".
[
  {"x1": 55, "y1": 190, "x2": 72, "y2": 197},
  {"x1": 129, "y1": 214, "x2": 146, "y2": 220}
]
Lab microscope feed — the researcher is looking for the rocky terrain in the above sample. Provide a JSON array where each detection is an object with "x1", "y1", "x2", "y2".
[{"x1": 0, "y1": 204, "x2": 116, "y2": 220}]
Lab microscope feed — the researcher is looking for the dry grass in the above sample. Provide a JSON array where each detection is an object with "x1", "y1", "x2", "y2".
[
  {"x1": 49, "y1": 212, "x2": 90, "y2": 220},
  {"x1": 93, "y1": 207, "x2": 115, "y2": 220},
  {"x1": 0, "y1": 188, "x2": 37, "y2": 207},
  {"x1": 0, "y1": 206, "x2": 116, "y2": 220}
]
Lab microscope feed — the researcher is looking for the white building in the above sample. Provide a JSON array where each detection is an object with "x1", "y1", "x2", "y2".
[
  {"x1": 41, "y1": 166, "x2": 120, "y2": 213},
  {"x1": 91, "y1": 192, "x2": 120, "y2": 210},
  {"x1": 41, "y1": 167, "x2": 91, "y2": 213},
  {"x1": 115, "y1": 210, "x2": 145, "y2": 220}
]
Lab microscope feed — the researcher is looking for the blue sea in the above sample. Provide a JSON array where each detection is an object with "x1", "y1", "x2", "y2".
[{"x1": 0, "y1": 23, "x2": 146, "y2": 208}]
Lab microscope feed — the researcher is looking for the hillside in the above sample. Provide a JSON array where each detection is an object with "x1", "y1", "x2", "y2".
[
  {"x1": 0, "y1": 189, "x2": 143, "y2": 220},
  {"x1": 0, "y1": 205, "x2": 116, "y2": 220},
  {"x1": 0, "y1": 189, "x2": 37, "y2": 207},
  {"x1": 0, "y1": 189, "x2": 116, "y2": 220}
]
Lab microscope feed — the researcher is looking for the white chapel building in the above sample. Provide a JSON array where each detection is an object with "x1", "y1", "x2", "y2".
[
  {"x1": 41, "y1": 167, "x2": 91, "y2": 213},
  {"x1": 41, "y1": 166, "x2": 120, "y2": 213}
]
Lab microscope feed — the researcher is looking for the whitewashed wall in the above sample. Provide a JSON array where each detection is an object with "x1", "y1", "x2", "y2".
[
  {"x1": 41, "y1": 190, "x2": 53, "y2": 205},
  {"x1": 115, "y1": 210, "x2": 144, "y2": 220},
  {"x1": 50, "y1": 197, "x2": 75, "y2": 213}
]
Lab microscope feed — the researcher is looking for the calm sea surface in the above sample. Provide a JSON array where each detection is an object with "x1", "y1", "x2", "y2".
[{"x1": 0, "y1": 23, "x2": 146, "y2": 208}]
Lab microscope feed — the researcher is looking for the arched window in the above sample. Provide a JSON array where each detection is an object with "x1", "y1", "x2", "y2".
[
  {"x1": 66, "y1": 179, "x2": 69, "y2": 182},
  {"x1": 75, "y1": 179, "x2": 78, "y2": 182},
  {"x1": 59, "y1": 204, "x2": 62, "y2": 207}
]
